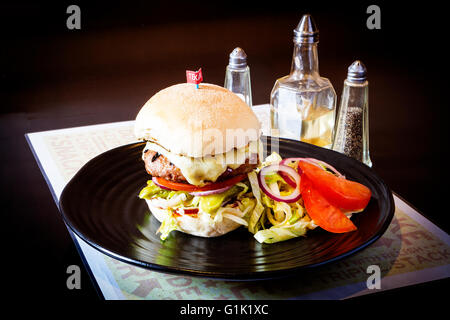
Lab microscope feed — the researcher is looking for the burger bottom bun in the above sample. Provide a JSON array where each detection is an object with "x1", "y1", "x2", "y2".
[{"x1": 145, "y1": 199, "x2": 242, "y2": 238}]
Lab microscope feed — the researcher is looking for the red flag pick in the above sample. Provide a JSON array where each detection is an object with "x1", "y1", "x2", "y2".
[{"x1": 186, "y1": 68, "x2": 203, "y2": 89}]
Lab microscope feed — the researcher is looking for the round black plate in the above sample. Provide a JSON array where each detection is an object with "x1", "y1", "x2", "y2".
[{"x1": 59, "y1": 138, "x2": 394, "y2": 280}]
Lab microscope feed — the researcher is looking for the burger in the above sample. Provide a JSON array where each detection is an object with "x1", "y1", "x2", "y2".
[{"x1": 134, "y1": 83, "x2": 262, "y2": 239}]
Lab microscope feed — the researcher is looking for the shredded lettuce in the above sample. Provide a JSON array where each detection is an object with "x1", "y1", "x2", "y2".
[
  {"x1": 199, "y1": 185, "x2": 246, "y2": 214},
  {"x1": 238, "y1": 197, "x2": 256, "y2": 215},
  {"x1": 235, "y1": 182, "x2": 249, "y2": 199},
  {"x1": 247, "y1": 171, "x2": 265, "y2": 234},
  {"x1": 273, "y1": 201, "x2": 292, "y2": 225},
  {"x1": 186, "y1": 195, "x2": 201, "y2": 207},
  {"x1": 222, "y1": 213, "x2": 248, "y2": 226},
  {"x1": 157, "y1": 211, "x2": 179, "y2": 240},
  {"x1": 263, "y1": 172, "x2": 285, "y2": 186},
  {"x1": 261, "y1": 152, "x2": 282, "y2": 167},
  {"x1": 214, "y1": 197, "x2": 256, "y2": 227},
  {"x1": 139, "y1": 180, "x2": 172, "y2": 199},
  {"x1": 288, "y1": 204, "x2": 302, "y2": 224},
  {"x1": 254, "y1": 218, "x2": 317, "y2": 244},
  {"x1": 261, "y1": 193, "x2": 274, "y2": 208}
]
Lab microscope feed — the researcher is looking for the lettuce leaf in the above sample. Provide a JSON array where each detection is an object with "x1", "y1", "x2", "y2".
[
  {"x1": 199, "y1": 185, "x2": 246, "y2": 214},
  {"x1": 263, "y1": 172, "x2": 285, "y2": 186},
  {"x1": 254, "y1": 219, "x2": 316, "y2": 244},
  {"x1": 247, "y1": 171, "x2": 265, "y2": 234},
  {"x1": 139, "y1": 180, "x2": 172, "y2": 199},
  {"x1": 157, "y1": 211, "x2": 179, "y2": 240},
  {"x1": 261, "y1": 152, "x2": 282, "y2": 167},
  {"x1": 238, "y1": 197, "x2": 256, "y2": 216}
]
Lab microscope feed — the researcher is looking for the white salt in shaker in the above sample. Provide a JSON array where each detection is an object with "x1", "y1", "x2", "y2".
[
  {"x1": 224, "y1": 47, "x2": 253, "y2": 107},
  {"x1": 332, "y1": 60, "x2": 372, "y2": 167}
]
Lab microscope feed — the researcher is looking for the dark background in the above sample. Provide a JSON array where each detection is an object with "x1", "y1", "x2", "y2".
[{"x1": 1, "y1": 0, "x2": 448, "y2": 303}]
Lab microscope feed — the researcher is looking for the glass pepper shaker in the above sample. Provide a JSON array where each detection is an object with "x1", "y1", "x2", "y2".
[
  {"x1": 270, "y1": 14, "x2": 337, "y2": 148},
  {"x1": 224, "y1": 47, "x2": 253, "y2": 107},
  {"x1": 332, "y1": 60, "x2": 372, "y2": 167}
]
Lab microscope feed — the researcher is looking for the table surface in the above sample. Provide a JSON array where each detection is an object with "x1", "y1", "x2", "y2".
[
  {"x1": 1, "y1": 2, "x2": 449, "y2": 302},
  {"x1": 25, "y1": 117, "x2": 450, "y2": 301}
]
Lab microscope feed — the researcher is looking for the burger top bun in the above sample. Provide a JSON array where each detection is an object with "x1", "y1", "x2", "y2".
[
  {"x1": 134, "y1": 83, "x2": 261, "y2": 158},
  {"x1": 146, "y1": 200, "x2": 241, "y2": 237}
]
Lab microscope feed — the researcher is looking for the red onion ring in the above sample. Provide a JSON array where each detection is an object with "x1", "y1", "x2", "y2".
[
  {"x1": 152, "y1": 177, "x2": 173, "y2": 190},
  {"x1": 281, "y1": 157, "x2": 344, "y2": 178},
  {"x1": 189, "y1": 185, "x2": 233, "y2": 197},
  {"x1": 258, "y1": 164, "x2": 301, "y2": 203},
  {"x1": 301, "y1": 158, "x2": 345, "y2": 178},
  {"x1": 278, "y1": 172, "x2": 297, "y2": 188},
  {"x1": 278, "y1": 159, "x2": 298, "y2": 187}
]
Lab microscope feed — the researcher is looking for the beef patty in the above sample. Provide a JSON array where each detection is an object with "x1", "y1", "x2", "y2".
[{"x1": 143, "y1": 149, "x2": 258, "y2": 183}]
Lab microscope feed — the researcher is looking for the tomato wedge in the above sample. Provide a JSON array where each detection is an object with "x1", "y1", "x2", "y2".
[
  {"x1": 153, "y1": 174, "x2": 247, "y2": 192},
  {"x1": 298, "y1": 161, "x2": 371, "y2": 211},
  {"x1": 300, "y1": 175, "x2": 357, "y2": 233}
]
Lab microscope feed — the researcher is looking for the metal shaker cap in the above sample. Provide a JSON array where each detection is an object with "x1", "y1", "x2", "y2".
[
  {"x1": 228, "y1": 47, "x2": 247, "y2": 68},
  {"x1": 347, "y1": 60, "x2": 367, "y2": 83},
  {"x1": 294, "y1": 14, "x2": 319, "y2": 44}
]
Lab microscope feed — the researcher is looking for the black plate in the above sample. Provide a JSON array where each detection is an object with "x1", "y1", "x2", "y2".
[{"x1": 59, "y1": 138, "x2": 394, "y2": 280}]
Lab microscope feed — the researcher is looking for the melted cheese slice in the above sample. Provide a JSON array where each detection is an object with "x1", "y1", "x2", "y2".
[{"x1": 144, "y1": 140, "x2": 262, "y2": 186}]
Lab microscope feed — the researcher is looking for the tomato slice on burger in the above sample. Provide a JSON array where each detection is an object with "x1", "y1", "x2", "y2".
[
  {"x1": 300, "y1": 175, "x2": 357, "y2": 233},
  {"x1": 153, "y1": 174, "x2": 247, "y2": 192},
  {"x1": 298, "y1": 161, "x2": 371, "y2": 211}
]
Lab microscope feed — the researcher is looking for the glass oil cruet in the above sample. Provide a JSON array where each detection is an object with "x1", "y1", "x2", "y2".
[
  {"x1": 332, "y1": 60, "x2": 372, "y2": 167},
  {"x1": 270, "y1": 14, "x2": 337, "y2": 148}
]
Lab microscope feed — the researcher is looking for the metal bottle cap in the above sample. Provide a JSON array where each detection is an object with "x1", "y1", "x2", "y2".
[
  {"x1": 347, "y1": 60, "x2": 367, "y2": 83},
  {"x1": 293, "y1": 14, "x2": 319, "y2": 44},
  {"x1": 228, "y1": 47, "x2": 247, "y2": 68}
]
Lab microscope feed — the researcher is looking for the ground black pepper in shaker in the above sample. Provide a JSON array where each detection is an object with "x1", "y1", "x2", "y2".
[{"x1": 332, "y1": 60, "x2": 372, "y2": 167}]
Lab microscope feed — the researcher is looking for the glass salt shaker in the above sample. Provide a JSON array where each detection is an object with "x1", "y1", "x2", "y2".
[
  {"x1": 332, "y1": 60, "x2": 372, "y2": 167},
  {"x1": 224, "y1": 47, "x2": 252, "y2": 107},
  {"x1": 270, "y1": 14, "x2": 336, "y2": 148}
]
